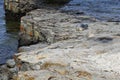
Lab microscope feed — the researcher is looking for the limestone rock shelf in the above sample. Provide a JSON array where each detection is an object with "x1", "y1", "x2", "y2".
[
  {"x1": 4, "y1": 1, "x2": 120, "y2": 80},
  {"x1": 19, "y1": 9, "x2": 96, "y2": 46},
  {"x1": 16, "y1": 9, "x2": 120, "y2": 80}
]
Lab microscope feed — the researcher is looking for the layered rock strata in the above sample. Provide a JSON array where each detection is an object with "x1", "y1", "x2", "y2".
[
  {"x1": 4, "y1": 1, "x2": 120, "y2": 80},
  {"x1": 19, "y1": 9, "x2": 96, "y2": 46},
  {"x1": 15, "y1": 9, "x2": 120, "y2": 80}
]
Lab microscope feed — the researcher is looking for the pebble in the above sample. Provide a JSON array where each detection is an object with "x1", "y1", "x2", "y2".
[
  {"x1": 6, "y1": 59, "x2": 16, "y2": 68},
  {"x1": 81, "y1": 23, "x2": 88, "y2": 30}
]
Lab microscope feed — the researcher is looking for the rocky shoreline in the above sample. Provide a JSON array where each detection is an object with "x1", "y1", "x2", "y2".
[
  {"x1": 1, "y1": 0, "x2": 120, "y2": 80},
  {"x1": 16, "y1": 13, "x2": 120, "y2": 79}
]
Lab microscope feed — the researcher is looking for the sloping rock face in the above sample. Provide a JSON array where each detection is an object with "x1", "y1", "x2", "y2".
[
  {"x1": 19, "y1": 9, "x2": 96, "y2": 46},
  {"x1": 15, "y1": 8, "x2": 120, "y2": 80}
]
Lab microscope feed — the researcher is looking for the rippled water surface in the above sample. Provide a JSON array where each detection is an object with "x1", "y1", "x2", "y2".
[
  {"x1": 62, "y1": 0, "x2": 120, "y2": 21},
  {"x1": 0, "y1": 0, "x2": 19, "y2": 64}
]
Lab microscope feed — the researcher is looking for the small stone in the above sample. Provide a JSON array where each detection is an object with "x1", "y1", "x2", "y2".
[
  {"x1": 9, "y1": 67, "x2": 18, "y2": 73},
  {"x1": 81, "y1": 23, "x2": 88, "y2": 30},
  {"x1": 6, "y1": 59, "x2": 16, "y2": 68},
  {"x1": 76, "y1": 23, "x2": 88, "y2": 31}
]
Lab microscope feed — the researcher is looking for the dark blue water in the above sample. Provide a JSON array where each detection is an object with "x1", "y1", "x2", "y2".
[
  {"x1": 0, "y1": 0, "x2": 18, "y2": 64},
  {"x1": 62, "y1": 0, "x2": 120, "y2": 21}
]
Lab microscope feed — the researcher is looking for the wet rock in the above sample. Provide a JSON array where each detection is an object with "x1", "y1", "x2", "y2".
[{"x1": 6, "y1": 59, "x2": 15, "y2": 68}]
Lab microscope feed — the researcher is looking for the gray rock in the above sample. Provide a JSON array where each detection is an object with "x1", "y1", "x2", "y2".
[
  {"x1": 0, "y1": 74, "x2": 8, "y2": 80},
  {"x1": 81, "y1": 23, "x2": 88, "y2": 30},
  {"x1": 0, "y1": 65, "x2": 7, "y2": 69},
  {"x1": 6, "y1": 59, "x2": 15, "y2": 68},
  {"x1": 18, "y1": 9, "x2": 98, "y2": 46},
  {"x1": 16, "y1": 21, "x2": 120, "y2": 80},
  {"x1": 9, "y1": 67, "x2": 18, "y2": 73},
  {"x1": 31, "y1": 64, "x2": 41, "y2": 70}
]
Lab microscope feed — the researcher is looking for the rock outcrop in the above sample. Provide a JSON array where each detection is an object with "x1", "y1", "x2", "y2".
[
  {"x1": 4, "y1": 0, "x2": 39, "y2": 13},
  {"x1": 19, "y1": 9, "x2": 96, "y2": 46},
  {"x1": 14, "y1": 8, "x2": 120, "y2": 80},
  {"x1": 4, "y1": 0, "x2": 120, "y2": 80}
]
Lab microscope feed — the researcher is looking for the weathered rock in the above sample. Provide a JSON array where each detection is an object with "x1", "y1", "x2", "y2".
[
  {"x1": 15, "y1": 21, "x2": 120, "y2": 80},
  {"x1": 6, "y1": 59, "x2": 16, "y2": 68},
  {"x1": 4, "y1": 2, "x2": 120, "y2": 79},
  {"x1": 19, "y1": 9, "x2": 96, "y2": 45},
  {"x1": 4, "y1": 0, "x2": 70, "y2": 14},
  {"x1": 4, "y1": 0, "x2": 38, "y2": 13}
]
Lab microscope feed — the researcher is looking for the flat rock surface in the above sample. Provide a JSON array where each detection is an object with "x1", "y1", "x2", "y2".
[
  {"x1": 19, "y1": 9, "x2": 97, "y2": 45},
  {"x1": 16, "y1": 9, "x2": 120, "y2": 80}
]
